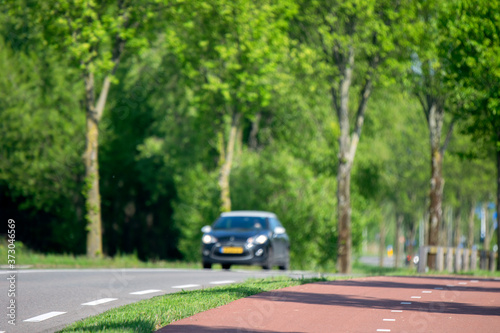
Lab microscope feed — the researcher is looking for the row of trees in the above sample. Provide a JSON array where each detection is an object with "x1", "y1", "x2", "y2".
[{"x1": 1, "y1": 0, "x2": 498, "y2": 271}]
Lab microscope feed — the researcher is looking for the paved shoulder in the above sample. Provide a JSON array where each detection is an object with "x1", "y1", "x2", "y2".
[{"x1": 158, "y1": 276, "x2": 500, "y2": 333}]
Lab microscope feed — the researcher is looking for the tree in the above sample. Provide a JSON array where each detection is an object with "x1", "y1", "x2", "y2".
[
  {"x1": 166, "y1": 0, "x2": 296, "y2": 212},
  {"x1": 444, "y1": 130, "x2": 496, "y2": 250},
  {"x1": 355, "y1": 89, "x2": 429, "y2": 267},
  {"x1": 0, "y1": 34, "x2": 87, "y2": 253},
  {"x1": 294, "y1": 0, "x2": 407, "y2": 273},
  {"x1": 7, "y1": 0, "x2": 165, "y2": 257},
  {"x1": 440, "y1": 0, "x2": 500, "y2": 268},
  {"x1": 404, "y1": 0, "x2": 457, "y2": 268}
]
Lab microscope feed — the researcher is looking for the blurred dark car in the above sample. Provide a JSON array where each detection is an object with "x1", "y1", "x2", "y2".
[{"x1": 201, "y1": 211, "x2": 290, "y2": 270}]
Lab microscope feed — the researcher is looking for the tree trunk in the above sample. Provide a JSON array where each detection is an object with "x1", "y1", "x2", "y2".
[
  {"x1": 407, "y1": 222, "x2": 416, "y2": 268},
  {"x1": 336, "y1": 46, "x2": 353, "y2": 273},
  {"x1": 427, "y1": 145, "x2": 444, "y2": 268},
  {"x1": 395, "y1": 214, "x2": 403, "y2": 268},
  {"x1": 84, "y1": 71, "x2": 103, "y2": 258},
  {"x1": 248, "y1": 112, "x2": 261, "y2": 150},
  {"x1": 453, "y1": 207, "x2": 461, "y2": 248},
  {"x1": 426, "y1": 103, "x2": 445, "y2": 269},
  {"x1": 330, "y1": 40, "x2": 372, "y2": 273},
  {"x1": 467, "y1": 202, "x2": 475, "y2": 249},
  {"x1": 338, "y1": 161, "x2": 352, "y2": 273},
  {"x1": 83, "y1": 65, "x2": 120, "y2": 258},
  {"x1": 218, "y1": 111, "x2": 241, "y2": 212},
  {"x1": 378, "y1": 218, "x2": 385, "y2": 268}
]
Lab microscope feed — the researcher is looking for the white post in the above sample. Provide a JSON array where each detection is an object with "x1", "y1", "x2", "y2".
[
  {"x1": 471, "y1": 249, "x2": 478, "y2": 270},
  {"x1": 437, "y1": 247, "x2": 445, "y2": 272},
  {"x1": 418, "y1": 246, "x2": 428, "y2": 273},
  {"x1": 454, "y1": 248, "x2": 463, "y2": 272},
  {"x1": 446, "y1": 247, "x2": 454, "y2": 272},
  {"x1": 463, "y1": 249, "x2": 470, "y2": 271}
]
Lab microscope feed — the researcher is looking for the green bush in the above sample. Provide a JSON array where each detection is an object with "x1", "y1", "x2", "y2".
[
  {"x1": 172, "y1": 164, "x2": 221, "y2": 262},
  {"x1": 231, "y1": 148, "x2": 337, "y2": 270}
]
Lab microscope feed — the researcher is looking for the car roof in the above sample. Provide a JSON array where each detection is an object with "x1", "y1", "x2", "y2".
[{"x1": 220, "y1": 210, "x2": 277, "y2": 218}]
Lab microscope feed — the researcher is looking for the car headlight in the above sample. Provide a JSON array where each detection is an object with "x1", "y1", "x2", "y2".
[
  {"x1": 247, "y1": 235, "x2": 268, "y2": 244},
  {"x1": 202, "y1": 235, "x2": 217, "y2": 244},
  {"x1": 254, "y1": 235, "x2": 268, "y2": 244}
]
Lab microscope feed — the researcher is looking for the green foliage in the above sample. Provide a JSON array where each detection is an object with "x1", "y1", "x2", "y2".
[
  {"x1": 165, "y1": 0, "x2": 297, "y2": 129},
  {"x1": 172, "y1": 165, "x2": 221, "y2": 262},
  {"x1": 0, "y1": 36, "x2": 86, "y2": 253},
  {"x1": 0, "y1": 38, "x2": 84, "y2": 208},
  {"x1": 0, "y1": 0, "x2": 497, "y2": 269},
  {"x1": 6, "y1": 0, "x2": 164, "y2": 72},
  {"x1": 440, "y1": 0, "x2": 500, "y2": 141},
  {"x1": 231, "y1": 148, "x2": 337, "y2": 269}
]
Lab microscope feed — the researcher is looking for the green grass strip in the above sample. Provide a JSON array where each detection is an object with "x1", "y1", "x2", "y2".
[{"x1": 59, "y1": 276, "x2": 327, "y2": 333}]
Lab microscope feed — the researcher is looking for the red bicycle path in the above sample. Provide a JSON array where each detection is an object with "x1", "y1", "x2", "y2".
[{"x1": 157, "y1": 275, "x2": 500, "y2": 333}]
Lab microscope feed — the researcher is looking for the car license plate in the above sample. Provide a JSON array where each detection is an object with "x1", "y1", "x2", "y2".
[{"x1": 220, "y1": 247, "x2": 244, "y2": 254}]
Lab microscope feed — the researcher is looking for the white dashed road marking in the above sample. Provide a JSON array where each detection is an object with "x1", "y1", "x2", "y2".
[
  {"x1": 471, "y1": 280, "x2": 479, "y2": 283},
  {"x1": 376, "y1": 329, "x2": 391, "y2": 332},
  {"x1": 422, "y1": 290, "x2": 432, "y2": 293},
  {"x1": 383, "y1": 319, "x2": 396, "y2": 322},
  {"x1": 411, "y1": 296, "x2": 421, "y2": 299},
  {"x1": 81, "y1": 298, "x2": 118, "y2": 306},
  {"x1": 172, "y1": 284, "x2": 200, "y2": 289},
  {"x1": 24, "y1": 311, "x2": 67, "y2": 322},
  {"x1": 130, "y1": 289, "x2": 162, "y2": 295},
  {"x1": 391, "y1": 310, "x2": 403, "y2": 313},
  {"x1": 210, "y1": 280, "x2": 236, "y2": 285}
]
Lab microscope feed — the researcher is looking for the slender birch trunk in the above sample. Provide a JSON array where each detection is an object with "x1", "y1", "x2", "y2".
[
  {"x1": 83, "y1": 38, "x2": 123, "y2": 258},
  {"x1": 453, "y1": 207, "x2": 461, "y2": 248},
  {"x1": 378, "y1": 219, "x2": 386, "y2": 268},
  {"x1": 421, "y1": 96, "x2": 455, "y2": 269},
  {"x1": 84, "y1": 71, "x2": 102, "y2": 258},
  {"x1": 248, "y1": 112, "x2": 261, "y2": 150},
  {"x1": 218, "y1": 111, "x2": 241, "y2": 212},
  {"x1": 395, "y1": 214, "x2": 403, "y2": 268},
  {"x1": 336, "y1": 46, "x2": 355, "y2": 274},
  {"x1": 467, "y1": 202, "x2": 476, "y2": 249}
]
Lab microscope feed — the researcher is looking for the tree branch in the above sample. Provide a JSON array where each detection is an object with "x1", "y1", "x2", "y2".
[
  {"x1": 441, "y1": 117, "x2": 456, "y2": 154},
  {"x1": 95, "y1": 36, "x2": 126, "y2": 121},
  {"x1": 349, "y1": 77, "x2": 373, "y2": 162}
]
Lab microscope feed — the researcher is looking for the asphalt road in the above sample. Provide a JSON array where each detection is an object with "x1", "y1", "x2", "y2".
[{"x1": 0, "y1": 268, "x2": 318, "y2": 333}]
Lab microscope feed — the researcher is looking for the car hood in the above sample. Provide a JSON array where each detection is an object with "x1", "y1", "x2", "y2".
[{"x1": 209, "y1": 229, "x2": 268, "y2": 242}]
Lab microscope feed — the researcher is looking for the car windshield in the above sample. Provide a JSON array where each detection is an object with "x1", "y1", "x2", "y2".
[{"x1": 213, "y1": 216, "x2": 268, "y2": 230}]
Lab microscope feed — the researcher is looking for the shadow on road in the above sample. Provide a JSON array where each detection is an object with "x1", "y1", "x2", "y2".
[
  {"x1": 321, "y1": 276, "x2": 500, "y2": 293},
  {"x1": 246, "y1": 277, "x2": 500, "y2": 317},
  {"x1": 158, "y1": 325, "x2": 302, "y2": 333}
]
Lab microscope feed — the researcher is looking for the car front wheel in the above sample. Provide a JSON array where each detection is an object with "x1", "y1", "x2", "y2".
[
  {"x1": 262, "y1": 248, "x2": 273, "y2": 270},
  {"x1": 279, "y1": 249, "x2": 290, "y2": 270}
]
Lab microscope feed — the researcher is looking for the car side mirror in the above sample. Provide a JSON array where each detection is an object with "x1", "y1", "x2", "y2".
[
  {"x1": 274, "y1": 226, "x2": 286, "y2": 235},
  {"x1": 201, "y1": 225, "x2": 212, "y2": 233}
]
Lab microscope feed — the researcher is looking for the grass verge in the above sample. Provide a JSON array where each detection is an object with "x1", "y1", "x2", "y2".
[
  {"x1": 0, "y1": 241, "x2": 200, "y2": 269},
  {"x1": 59, "y1": 276, "x2": 328, "y2": 333}
]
